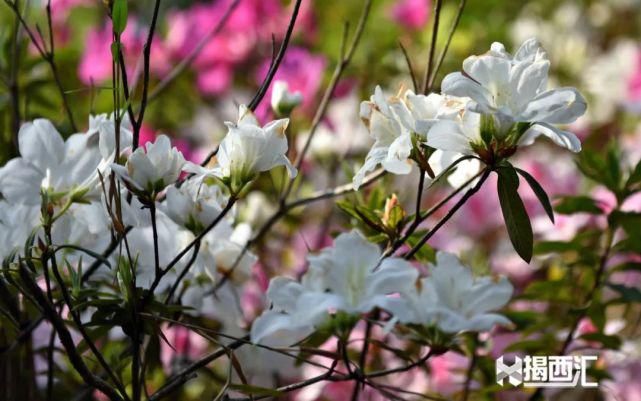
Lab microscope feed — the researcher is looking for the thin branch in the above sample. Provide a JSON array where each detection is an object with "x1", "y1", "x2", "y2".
[
  {"x1": 212, "y1": 167, "x2": 385, "y2": 293},
  {"x1": 148, "y1": 336, "x2": 248, "y2": 401},
  {"x1": 45, "y1": 231, "x2": 130, "y2": 400},
  {"x1": 146, "y1": 0, "x2": 241, "y2": 104},
  {"x1": 164, "y1": 241, "x2": 201, "y2": 304},
  {"x1": 9, "y1": 0, "x2": 21, "y2": 149},
  {"x1": 421, "y1": 0, "x2": 443, "y2": 94},
  {"x1": 18, "y1": 263, "x2": 124, "y2": 401},
  {"x1": 399, "y1": 41, "x2": 418, "y2": 93},
  {"x1": 290, "y1": 0, "x2": 372, "y2": 190},
  {"x1": 382, "y1": 156, "x2": 480, "y2": 259},
  {"x1": 148, "y1": 196, "x2": 238, "y2": 296},
  {"x1": 427, "y1": 0, "x2": 467, "y2": 90},
  {"x1": 3, "y1": 0, "x2": 78, "y2": 130},
  {"x1": 404, "y1": 168, "x2": 490, "y2": 259},
  {"x1": 132, "y1": 0, "x2": 162, "y2": 149},
  {"x1": 247, "y1": 0, "x2": 303, "y2": 111}
]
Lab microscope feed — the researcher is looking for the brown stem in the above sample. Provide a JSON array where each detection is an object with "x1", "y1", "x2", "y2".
[{"x1": 247, "y1": 0, "x2": 303, "y2": 111}]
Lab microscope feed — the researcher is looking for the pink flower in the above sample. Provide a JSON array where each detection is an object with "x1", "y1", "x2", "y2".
[
  {"x1": 165, "y1": 0, "x2": 286, "y2": 95},
  {"x1": 196, "y1": 64, "x2": 234, "y2": 95},
  {"x1": 78, "y1": 17, "x2": 171, "y2": 85},
  {"x1": 627, "y1": 49, "x2": 641, "y2": 103},
  {"x1": 390, "y1": 0, "x2": 431, "y2": 30},
  {"x1": 160, "y1": 325, "x2": 208, "y2": 373},
  {"x1": 428, "y1": 351, "x2": 469, "y2": 395},
  {"x1": 604, "y1": 361, "x2": 641, "y2": 401},
  {"x1": 78, "y1": 20, "x2": 144, "y2": 84},
  {"x1": 255, "y1": 47, "x2": 327, "y2": 119}
]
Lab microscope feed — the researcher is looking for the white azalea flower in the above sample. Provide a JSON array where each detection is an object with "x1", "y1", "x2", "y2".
[
  {"x1": 0, "y1": 201, "x2": 40, "y2": 261},
  {"x1": 301, "y1": 230, "x2": 418, "y2": 314},
  {"x1": 111, "y1": 135, "x2": 186, "y2": 195},
  {"x1": 428, "y1": 149, "x2": 482, "y2": 188},
  {"x1": 353, "y1": 86, "x2": 471, "y2": 189},
  {"x1": 88, "y1": 113, "x2": 133, "y2": 160},
  {"x1": 438, "y1": 38, "x2": 587, "y2": 153},
  {"x1": 251, "y1": 231, "x2": 418, "y2": 346},
  {"x1": 0, "y1": 119, "x2": 103, "y2": 205},
  {"x1": 353, "y1": 86, "x2": 412, "y2": 189},
  {"x1": 161, "y1": 180, "x2": 229, "y2": 233},
  {"x1": 250, "y1": 277, "x2": 328, "y2": 347},
  {"x1": 400, "y1": 252, "x2": 513, "y2": 333},
  {"x1": 187, "y1": 105, "x2": 296, "y2": 194},
  {"x1": 271, "y1": 80, "x2": 303, "y2": 116}
]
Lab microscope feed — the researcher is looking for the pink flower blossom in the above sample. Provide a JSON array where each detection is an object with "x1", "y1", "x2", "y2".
[
  {"x1": 160, "y1": 325, "x2": 208, "y2": 373},
  {"x1": 390, "y1": 0, "x2": 431, "y2": 30},
  {"x1": 79, "y1": 20, "x2": 145, "y2": 84},
  {"x1": 165, "y1": 0, "x2": 286, "y2": 95},
  {"x1": 428, "y1": 351, "x2": 469, "y2": 395},
  {"x1": 604, "y1": 361, "x2": 641, "y2": 401},
  {"x1": 255, "y1": 47, "x2": 327, "y2": 119},
  {"x1": 627, "y1": 49, "x2": 641, "y2": 103}
]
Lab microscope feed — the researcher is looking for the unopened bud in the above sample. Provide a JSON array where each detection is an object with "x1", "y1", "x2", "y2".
[{"x1": 271, "y1": 81, "x2": 303, "y2": 116}]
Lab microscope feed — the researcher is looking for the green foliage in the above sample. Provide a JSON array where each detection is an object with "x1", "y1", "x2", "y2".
[
  {"x1": 554, "y1": 195, "x2": 603, "y2": 215},
  {"x1": 497, "y1": 164, "x2": 533, "y2": 263},
  {"x1": 112, "y1": 0, "x2": 129, "y2": 35}
]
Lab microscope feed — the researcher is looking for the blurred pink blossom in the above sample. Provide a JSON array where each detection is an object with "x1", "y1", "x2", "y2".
[
  {"x1": 627, "y1": 49, "x2": 641, "y2": 103},
  {"x1": 165, "y1": 0, "x2": 287, "y2": 96},
  {"x1": 255, "y1": 47, "x2": 327, "y2": 119},
  {"x1": 428, "y1": 351, "x2": 469, "y2": 395},
  {"x1": 160, "y1": 325, "x2": 208, "y2": 373},
  {"x1": 604, "y1": 361, "x2": 641, "y2": 401},
  {"x1": 390, "y1": 0, "x2": 431, "y2": 30},
  {"x1": 79, "y1": 20, "x2": 145, "y2": 84}
]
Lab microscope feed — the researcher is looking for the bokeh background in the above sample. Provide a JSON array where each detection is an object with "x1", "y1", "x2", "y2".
[{"x1": 1, "y1": 0, "x2": 641, "y2": 400}]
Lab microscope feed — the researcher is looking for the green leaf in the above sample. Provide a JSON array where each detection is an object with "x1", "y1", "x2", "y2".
[
  {"x1": 405, "y1": 230, "x2": 436, "y2": 264},
  {"x1": 534, "y1": 240, "x2": 580, "y2": 254},
  {"x1": 554, "y1": 196, "x2": 602, "y2": 215},
  {"x1": 497, "y1": 166, "x2": 533, "y2": 263},
  {"x1": 576, "y1": 149, "x2": 620, "y2": 192},
  {"x1": 625, "y1": 159, "x2": 641, "y2": 189},
  {"x1": 607, "y1": 283, "x2": 641, "y2": 303},
  {"x1": 579, "y1": 333, "x2": 622, "y2": 349},
  {"x1": 515, "y1": 167, "x2": 554, "y2": 223},
  {"x1": 112, "y1": 0, "x2": 128, "y2": 35}
]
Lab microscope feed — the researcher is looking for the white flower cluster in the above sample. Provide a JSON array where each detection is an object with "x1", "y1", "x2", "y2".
[
  {"x1": 354, "y1": 38, "x2": 587, "y2": 189},
  {"x1": 251, "y1": 231, "x2": 513, "y2": 346},
  {"x1": 187, "y1": 105, "x2": 297, "y2": 194},
  {"x1": 0, "y1": 106, "x2": 298, "y2": 314}
]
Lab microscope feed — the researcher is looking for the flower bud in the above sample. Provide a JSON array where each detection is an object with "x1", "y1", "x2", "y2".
[{"x1": 271, "y1": 81, "x2": 303, "y2": 117}]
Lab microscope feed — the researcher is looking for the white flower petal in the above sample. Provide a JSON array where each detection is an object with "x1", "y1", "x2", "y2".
[
  {"x1": 518, "y1": 122, "x2": 582, "y2": 152},
  {"x1": 441, "y1": 72, "x2": 494, "y2": 110},
  {"x1": 18, "y1": 119, "x2": 65, "y2": 172},
  {"x1": 0, "y1": 158, "x2": 43, "y2": 204},
  {"x1": 426, "y1": 120, "x2": 473, "y2": 154},
  {"x1": 519, "y1": 87, "x2": 587, "y2": 124}
]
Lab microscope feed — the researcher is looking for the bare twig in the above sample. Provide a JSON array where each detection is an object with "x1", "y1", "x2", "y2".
[
  {"x1": 404, "y1": 168, "x2": 490, "y2": 259},
  {"x1": 427, "y1": 0, "x2": 467, "y2": 90},
  {"x1": 3, "y1": 0, "x2": 78, "y2": 130},
  {"x1": 146, "y1": 0, "x2": 241, "y2": 103},
  {"x1": 132, "y1": 0, "x2": 162, "y2": 149},
  {"x1": 18, "y1": 263, "x2": 124, "y2": 401},
  {"x1": 291, "y1": 0, "x2": 373, "y2": 190},
  {"x1": 247, "y1": 0, "x2": 303, "y2": 111},
  {"x1": 399, "y1": 41, "x2": 419, "y2": 93},
  {"x1": 421, "y1": 0, "x2": 443, "y2": 94}
]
